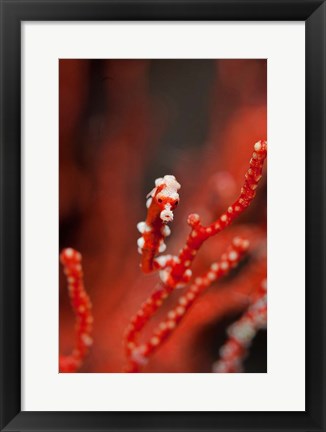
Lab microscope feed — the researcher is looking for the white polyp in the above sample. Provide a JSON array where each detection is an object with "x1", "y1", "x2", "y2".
[
  {"x1": 64, "y1": 248, "x2": 74, "y2": 257},
  {"x1": 173, "y1": 256, "x2": 181, "y2": 264},
  {"x1": 186, "y1": 292, "x2": 195, "y2": 301},
  {"x1": 138, "y1": 248, "x2": 143, "y2": 255},
  {"x1": 155, "y1": 255, "x2": 169, "y2": 267},
  {"x1": 150, "y1": 336, "x2": 160, "y2": 346},
  {"x1": 188, "y1": 213, "x2": 200, "y2": 224},
  {"x1": 184, "y1": 269, "x2": 192, "y2": 279},
  {"x1": 220, "y1": 261, "x2": 229, "y2": 271},
  {"x1": 254, "y1": 141, "x2": 262, "y2": 151},
  {"x1": 161, "y1": 175, "x2": 180, "y2": 192},
  {"x1": 254, "y1": 313, "x2": 267, "y2": 328},
  {"x1": 210, "y1": 263, "x2": 219, "y2": 272},
  {"x1": 137, "y1": 221, "x2": 146, "y2": 233},
  {"x1": 155, "y1": 177, "x2": 164, "y2": 187},
  {"x1": 146, "y1": 197, "x2": 152, "y2": 208},
  {"x1": 131, "y1": 348, "x2": 148, "y2": 365},
  {"x1": 207, "y1": 272, "x2": 216, "y2": 281},
  {"x1": 81, "y1": 334, "x2": 93, "y2": 347},
  {"x1": 137, "y1": 237, "x2": 145, "y2": 249},
  {"x1": 161, "y1": 225, "x2": 171, "y2": 237},
  {"x1": 176, "y1": 306, "x2": 185, "y2": 315},
  {"x1": 137, "y1": 221, "x2": 151, "y2": 233},
  {"x1": 221, "y1": 214, "x2": 227, "y2": 222},
  {"x1": 242, "y1": 240, "x2": 250, "y2": 249},
  {"x1": 220, "y1": 343, "x2": 237, "y2": 359},
  {"x1": 250, "y1": 296, "x2": 267, "y2": 313},
  {"x1": 229, "y1": 251, "x2": 238, "y2": 261},
  {"x1": 159, "y1": 270, "x2": 170, "y2": 284},
  {"x1": 158, "y1": 241, "x2": 167, "y2": 253},
  {"x1": 233, "y1": 237, "x2": 242, "y2": 246},
  {"x1": 127, "y1": 342, "x2": 135, "y2": 350},
  {"x1": 228, "y1": 320, "x2": 256, "y2": 345}
]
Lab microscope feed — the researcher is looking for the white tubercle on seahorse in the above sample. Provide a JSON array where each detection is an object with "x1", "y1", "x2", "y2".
[
  {"x1": 155, "y1": 175, "x2": 181, "y2": 197},
  {"x1": 137, "y1": 221, "x2": 152, "y2": 234}
]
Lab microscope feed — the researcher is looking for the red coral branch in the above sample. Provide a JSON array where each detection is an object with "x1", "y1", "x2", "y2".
[
  {"x1": 212, "y1": 278, "x2": 267, "y2": 373},
  {"x1": 164, "y1": 140, "x2": 267, "y2": 288},
  {"x1": 59, "y1": 248, "x2": 93, "y2": 372},
  {"x1": 124, "y1": 140, "x2": 267, "y2": 372},
  {"x1": 125, "y1": 237, "x2": 250, "y2": 372}
]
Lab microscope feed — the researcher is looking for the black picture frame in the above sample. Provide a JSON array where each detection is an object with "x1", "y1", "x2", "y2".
[{"x1": 1, "y1": 0, "x2": 325, "y2": 431}]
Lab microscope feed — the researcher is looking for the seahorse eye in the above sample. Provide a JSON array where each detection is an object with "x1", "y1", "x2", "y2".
[
  {"x1": 174, "y1": 200, "x2": 179, "y2": 206},
  {"x1": 158, "y1": 198, "x2": 163, "y2": 203}
]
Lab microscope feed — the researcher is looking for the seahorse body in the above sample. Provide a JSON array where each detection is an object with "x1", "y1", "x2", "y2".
[{"x1": 137, "y1": 175, "x2": 180, "y2": 273}]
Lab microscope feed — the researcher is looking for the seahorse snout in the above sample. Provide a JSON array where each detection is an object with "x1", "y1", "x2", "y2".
[{"x1": 160, "y1": 204, "x2": 173, "y2": 222}]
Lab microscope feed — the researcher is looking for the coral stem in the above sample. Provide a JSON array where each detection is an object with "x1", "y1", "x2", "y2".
[
  {"x1": 212, "y1": 278, "x2": 267, "y2": 373},
  {"x1": 167, "y1": 141, "x2": 267, "y2": 286},
  {"x1": 125, "y1": 237, "x2": 249, "y2": 372},
  {"x1": 59, "y1": 248, "x2": 93, "y2": 373}
]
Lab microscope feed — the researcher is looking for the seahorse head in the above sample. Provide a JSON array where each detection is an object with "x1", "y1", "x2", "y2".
[{"x1": 152, "y1": 175, "x2": 181, "y2": 222}]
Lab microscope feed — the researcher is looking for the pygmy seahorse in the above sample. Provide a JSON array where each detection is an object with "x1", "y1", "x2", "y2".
[{"x1": 137, "y1": 175, "x2": 181, "y2": 273}]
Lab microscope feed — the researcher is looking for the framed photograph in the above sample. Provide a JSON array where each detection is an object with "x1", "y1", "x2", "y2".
[{"x1": 1, "y1": 0, "x2": 325, "y2": 431}]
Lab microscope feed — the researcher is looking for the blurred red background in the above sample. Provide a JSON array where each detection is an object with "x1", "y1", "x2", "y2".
[{"x1": 59, "y1": 59, "x2": 267, "y2": 372}]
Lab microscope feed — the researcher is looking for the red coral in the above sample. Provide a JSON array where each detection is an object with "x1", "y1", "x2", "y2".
[
  {"x1": 125, "y1": 237, "x2": 250, "y2": 372},
  {"x1": 124, "y1": 141, "x2": 267, "y2": 372},
  {"x1": 59, "y1": 248, "x2": 93, "y2": 372},
  {"x1": 213, "y1": 278, "x2": 267, "y2": 373}
]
